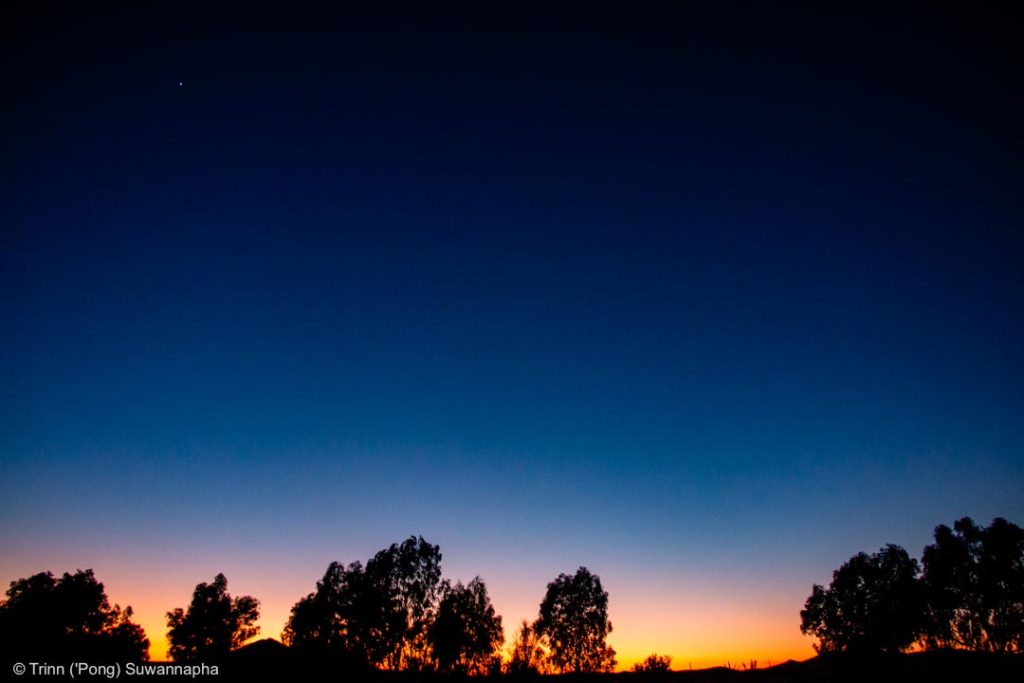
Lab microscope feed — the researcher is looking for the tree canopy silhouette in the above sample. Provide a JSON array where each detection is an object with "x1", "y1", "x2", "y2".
[
  {"x1": 282, "y1": 561, "x2": 352, "y2": 653},
  {"x1": 506, "y1": 619, "x2": 546, "y2": 675},
  {"x1": 534, "y1": 566, "x2": 616, "y2": 673},
  {"x1": 428, "y1": 577, "x2": 503, "y2": 674},
  {"x1": 283, "y1": 536, "x2": 444, "y2": 670},
  {"x1": 166, "y1": 573, "x2": 259, "y2": 662},
  {"x1": 0, "y1": 569, "x2": 148, "y2": 663},
  {"x1": 366, "y1": 535, "x2": 444, "y2": 670},
  {"x1": 633, "y1": 653, "x2": 672, "y2": 672},
  {"x1": 800, "y1": 544, "x2": 923, "y2": 654},
  {"x1": 282, "y1": 558, "x2": 399, "y2": 667},
  {"x1": 922, "y1": 516, "x2": 1024, "y2": 653}
]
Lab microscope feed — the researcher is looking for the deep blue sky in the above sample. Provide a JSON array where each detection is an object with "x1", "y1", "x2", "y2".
[{"x1": 2, "y1": 1, "x2": 1022, "y2": 664}]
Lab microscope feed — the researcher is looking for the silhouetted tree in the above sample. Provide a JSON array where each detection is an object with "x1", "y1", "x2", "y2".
[
  {"x1": 630, "y1": 651, "x2": 671, "y2": 671},
  {"x1": 0, "y1": 569, "x2": 148, "y2": 662},
  {"x1": 282, "y1": 536, "x2": 443, "y2": 670},
  {"x1": 633, "y1": 653, "x2": 672, "y2": 672},
  {"x1": 166, "y1": 573, "x2": 259, "y2": 662},
  {"x1": 506, "y1": 620, "x2": 545, "y2": 675},
  {"x1": 800, "y1": 544, "x2": 923, "y2": 654},
  {"x1": 341, "y1": 560, "x2": 407, "y2": 667},
  {"x1": 364, "y1": 535, "x2": 443, "y2": 670},
  {"x1": 283, "y1": 559, "x2": 401, "y2": 667},
  {"x1": 534, "y1": 567, "x2": 616, "y2": 673},
  {"x1": 428, "y1": 577, "x2": 503, "y2": 674},
  {"x1": 922, "y1": 517, "x2": 1024, "y2": 653},
  {"x1": 283, "y1": 561, "x2": 349, "y2": 651}
]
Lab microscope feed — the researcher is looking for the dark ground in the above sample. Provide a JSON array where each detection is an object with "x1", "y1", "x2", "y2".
[
  {"x1": 219, "y1": 643, "x2": 1023, "y2": 683},
  {"x1": 4, "y1": 645, "x2": 1020, "y2": 682}
]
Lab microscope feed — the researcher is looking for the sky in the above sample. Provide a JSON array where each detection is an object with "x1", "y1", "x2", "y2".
[{"x1": 2, "y1": 1, "x2": 1022, "y2": 669}]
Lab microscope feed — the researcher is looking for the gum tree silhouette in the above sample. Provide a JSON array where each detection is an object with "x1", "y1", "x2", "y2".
[
  {"x1": 534, "y1": 566, "x2": 616, "y2": 673},
  {"x1": 166, "y1": 573, "x2": 259, "y2": 662},
  {"x1": 282, "y1": 559, "x2": 400, "y2": 667},
  {"x1": 800, "y1": 544, "x2": 923, "y2": 654},
  {"x1": 282, "y1": 561, "x2": 350, "y2": 652},
  {"x1": 922, "y1": 517, "x2": 1024, "y2": 653},
  {"x1": 0, "y1": 569, "x2": 149, "y2": 663},
  {"x1": 283, "y1": 536, "x2": 443, "y2": 670},
  {"x1": 506, "y1": 619, "x2": 545, "y2": 675},
  {"x1": 428, "y1": 577, "x2": 503, "y2": 674},
  {"x1": 365, "y1": 535, "x2": 444, "y2": 670},
  {"x1": 633, "y1": 653, "x2": 673, "y2": 672},
  {"x1": 341, "y1": 560, "x2": 407, "y2": 667}
]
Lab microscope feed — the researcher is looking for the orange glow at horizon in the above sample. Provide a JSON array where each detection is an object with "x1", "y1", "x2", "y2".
[
  {"x1": 123, "y1": 578, "x2": 816, "y2": 670},
  {"x1": 139, "y1": 624, "x2": 814, "y2": 672},
  {"x1": 121, "y1": 574, "x2": 305, "y2": 662},
  {"x1": 1, "y1": 550, "x2": 817, "y2": 671},
  {"x1": 607, "y1": 603, "x2": 816, "y2": 671}
]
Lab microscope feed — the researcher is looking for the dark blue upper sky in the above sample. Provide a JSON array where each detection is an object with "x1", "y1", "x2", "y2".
[{"x1": 2, "y1": 1, "x2": 1022, "y2": 662}]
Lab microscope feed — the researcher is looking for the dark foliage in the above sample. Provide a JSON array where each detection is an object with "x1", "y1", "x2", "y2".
[
  {"x1": 774, "y1": 651, "x2": 1024, "y2": 683},
  {"x1": 800, "y1": 544, "x2": 923, "y2": 654},
  {"x1": 506, "y1": 619, "x2": 545, "y2": 675},
  {"x1": 633, "y1": 653, "x2": 673, "y2": 672},
  {"x1": 534, "y1": 566, "x2": 616, "y2": 673},
  {"x1": 166, "y1": 573, "x2": 260, "y2": 662},
  {"x1": 428, "y1": 577, "x2": 503, "y2": 674},
  {"x1": 922, "y1": 516, "x2": 1024, "y2": 653},
  {"x1": 283, "y1": 536, "x2": 443, "y2": 670},
  {"x1": 284, "y1": 558, "x2": 406, "y2": 667},
  {"x1": 366, "y1": 535, "x2": 444, "y2": 670},
  {"x1": 0, "y1": 569, "x2": 149, "y2": 663},
  {"x1": 282, "y1": 561, "x2": 358, "y2": 653}
]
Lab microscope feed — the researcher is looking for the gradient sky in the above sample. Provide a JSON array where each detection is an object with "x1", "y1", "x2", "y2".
[{"x1": 2, "y1": 2, "x2": 1022, "y2": 669}]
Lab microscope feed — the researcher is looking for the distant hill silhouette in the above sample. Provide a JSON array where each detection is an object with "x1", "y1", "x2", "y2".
[{"x1": 231, "y1": 638, "x2": 287, "y2": 660}]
